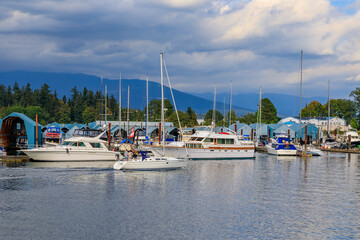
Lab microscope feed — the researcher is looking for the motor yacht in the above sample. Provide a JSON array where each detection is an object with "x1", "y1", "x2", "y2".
[
  {"x1": 266, "y1": 136, "x2": 298, "y2": 156},
  {"x1": 21, "y1": 136, "x2": 119, "y2": 162}
]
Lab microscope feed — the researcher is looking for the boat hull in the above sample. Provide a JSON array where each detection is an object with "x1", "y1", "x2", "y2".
[
  {"x1": 150, "y1": 146, "x2": 255, "y2": 160},
  {"x1": 266, "y1": 146, "x2": 297, "y2": 156},
  {"x1": 22, "y1": 149, "x2": 117, "y2": 162},
  {"x1": 114, "y1": 158, "x2": 187, "y2": 170}
]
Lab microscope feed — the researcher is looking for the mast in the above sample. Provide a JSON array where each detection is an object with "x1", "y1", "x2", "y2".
[
  {"x1": 146, "y1": 76, "x2": 149, "y2": 138},
  {"x1": 105, "y1": 84, "x2": 107, "y2": 125},
  {"x1": 127, "y1": 85, "x2": 130, "y2": 136},
  {"x1": 212, "y1": 83, "x2": 216, "y2": 129},
  {"x1": 223, "y1": 97, "x2": 225, "y2": 128},
  {"x1": 259, "y1": 86, "x2": 262, "y2": 141},
  {"x1": 229, "y1": 81, "x2": 232, "y2": 128},
  {"x1": 100, "y1": 75, "x2": 103, "y2": 126},
  {"x1": 327, "y1": 80, "x2": 330, "y2": 137},
  {"x1": 119, "y1": 72, "x2": 121, "y2": 140},
  {"x1": 300, "y1": 50, "x2": 303, "y2": 142},
  {"x1": 160, "y1": 53, "x2": 165, "y2": 155}
]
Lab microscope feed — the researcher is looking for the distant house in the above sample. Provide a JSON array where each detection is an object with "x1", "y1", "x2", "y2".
[{"x1": 279, "y1": 116, "x2": 348, "y2": 132}]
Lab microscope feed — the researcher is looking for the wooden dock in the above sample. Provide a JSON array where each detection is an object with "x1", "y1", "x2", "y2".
[
  {"x1": 1, "y1": 155, "x2": 30, "y2": 167},
  {"x1": 255, "y1": 146, "x2": 267, "y2": 153},
  {"x1": 321, "y1": 148, "x2": 360, "y2": 154}
]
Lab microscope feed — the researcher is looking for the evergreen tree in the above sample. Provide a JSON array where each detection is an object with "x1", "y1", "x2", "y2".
[
  {"x1": 258, "y1": 98, "x2": 279, "y2": 124},
  {"x1": 204, "y1": 109, "x2": 223, "y2": 125}
]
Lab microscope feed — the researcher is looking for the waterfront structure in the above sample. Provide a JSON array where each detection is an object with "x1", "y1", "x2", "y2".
[
  {"x1": 0, "y1": 112, "x2": 42, "y2": 154},
  {"x1": 279, "y1": 116, "x2": 347, "y2": 132}
]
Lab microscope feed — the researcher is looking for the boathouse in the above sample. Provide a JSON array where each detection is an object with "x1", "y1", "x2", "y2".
[{"x1": 0, "y1": 112, "x2": 42, "y2": 154}]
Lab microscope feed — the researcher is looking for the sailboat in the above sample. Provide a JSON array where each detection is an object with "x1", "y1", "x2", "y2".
[
  {"x1": 113, "y1": 53, "x2": 188, "y2": 170},
  {"x1": 295, "y1": 51, "x2": 322, "y2": 156}
]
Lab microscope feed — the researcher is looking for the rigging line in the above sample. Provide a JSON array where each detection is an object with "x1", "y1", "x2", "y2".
[{"x1": 162, "y1": 56, "x2": 189, "y2": 157}]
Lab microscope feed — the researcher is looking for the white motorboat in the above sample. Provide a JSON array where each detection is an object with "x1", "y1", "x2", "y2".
[
  {"x1": 21, "y1": 135, "x2": 119, "y2": 162},
  {"x1": 150, "y1": 130, "x2": 255, "y2": 160},
  {"x1": 266, "y1": 137, "x2": 298, "y2": 156}
]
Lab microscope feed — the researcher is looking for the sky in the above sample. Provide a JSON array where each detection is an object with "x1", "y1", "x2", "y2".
[{"x1": 0, "y1": 0, "x2": 360, "y2": 99}]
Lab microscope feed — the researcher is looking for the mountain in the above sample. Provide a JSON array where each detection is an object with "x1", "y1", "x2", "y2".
[
  {"x1": 0, "y1": 71, "x2": 252, "y2": 116},
  {"x1": 0, "y1": 71, "x2": 329, "y2": 117},
  {"x1": 193, "y1": 92, "x2": 328, "y2": 117}
]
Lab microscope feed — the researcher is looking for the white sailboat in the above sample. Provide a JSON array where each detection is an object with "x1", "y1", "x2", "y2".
[{"x1": 113, "y1": 53, "x2": 188, "y2": 170}]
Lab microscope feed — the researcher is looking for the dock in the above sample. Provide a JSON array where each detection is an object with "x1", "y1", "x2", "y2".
[
  {"x1": 321, "y1": 148, "x2": 360, "y2": 154},
  {"x1": 255, "y1": 146, "x2": 267, "y2": 153},
  {"x1": 1, "y1": 155, "x2": 30, "y2": 167}
]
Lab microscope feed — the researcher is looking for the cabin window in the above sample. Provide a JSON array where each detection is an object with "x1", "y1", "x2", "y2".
[
  {"x1": 90, "y1": 142, "x2": 102, "y2": 148},
  {"x1": 196, "y1": 138, "x2": 204, "y2": 141},
  {"x1": 78, "y1": 142, "x2": 85, "y2": 147},
  {"x1": 204, "y1": 138, "x2": 213, "y2": 143},
  {"x1": 190, "y1": 137, "x2": 197, "y2": 141},
  {"x1": 217, "y1": 139, "x2": 226, "y2": 144},
  {"x1": 226, "y1": 139, "x2": 234, "y2": 144}
]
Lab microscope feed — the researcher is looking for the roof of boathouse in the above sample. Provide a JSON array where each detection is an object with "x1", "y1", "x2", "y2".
[{"x1": 0, "y1": 112, "x2": 42, "y2": 147}]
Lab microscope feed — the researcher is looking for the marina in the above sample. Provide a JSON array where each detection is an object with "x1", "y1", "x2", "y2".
[{"x1": 1, "y1": 152, "x2": 360, "y2": 239}]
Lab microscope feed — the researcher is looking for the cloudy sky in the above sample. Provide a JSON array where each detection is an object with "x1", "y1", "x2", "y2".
[{"x1": 0, "y1": 0, "x2": 359, "y2": 99}]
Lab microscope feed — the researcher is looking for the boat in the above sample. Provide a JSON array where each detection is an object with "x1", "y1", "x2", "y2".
[
  {"x1": 151, "y1": 129, "x2": 255, "y2": 160},
  {"x1": 44, "y1": 126, "x2": 61, "y2": 146},
  {"x1": 21, "y1": 134, "x2": 119, "y2": 162},
  {"x1": 113, "y1": 150, "x2": 187, "y2": 170},
  {"x1": 297, "y1": 144, "x2": 323, "y2": 156},
  {"x1": 343, "y1": 130, "x2": 360, "y2": 148},
  {"x1": 113, "y1": 53, "x2": 188, "y2": 170},
  {"x1": 266, "y1": 136, "x2": 298, "y2": 156}
]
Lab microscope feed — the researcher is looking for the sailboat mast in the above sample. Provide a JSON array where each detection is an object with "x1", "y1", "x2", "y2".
[
  {"x1": 223, "y1": 97, "x2": 225, "y2": 128},
  {"x1": 327, "y1": 80, "x2": 330, "y2": 136},
  {"x1": 259, "y1": 86, "x2": 262, "y2": 141},
  {"x1": 160, "y1": 53, "x2": 165, "y2": 154},
  {"x1": 105, "y1": 84, "x2": 107, "y2": 125},
  {"x1": 146, "y1": 76, "x2": 149, "y2": 138},
  {"x1": 100, "y1": 75, "x2": 103, "y2": 126},
  {"x1": 127, "y1": 85, "x2": 130, "y2": 135},
  {"x1": 212, "y1": 83, "x2": 216, "y2": 129},
  {"x1": 229, "y1": 81, "x2": 232, "y2": 128},
  {"x1": 119, "y1": 72, "x2": 121, "y2": 140},
  {"x1": 300, "y1": 50, "x2": 303, "y2": 140}
]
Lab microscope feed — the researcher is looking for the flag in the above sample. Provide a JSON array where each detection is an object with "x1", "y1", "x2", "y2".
[{"x1": 129, "y1": 127, "x2": 135, "y2": 138}]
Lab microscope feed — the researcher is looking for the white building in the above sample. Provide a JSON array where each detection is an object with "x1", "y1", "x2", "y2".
[{"x1": 279, "y1": 117, "x2": 348, "y2": 132}]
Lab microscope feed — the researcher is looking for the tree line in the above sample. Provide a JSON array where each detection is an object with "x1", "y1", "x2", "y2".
[{"x1": 0, "y1": 82, "x2": 359, "y2": 129}]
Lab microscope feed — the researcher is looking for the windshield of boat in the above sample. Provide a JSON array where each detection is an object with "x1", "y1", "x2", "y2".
[
  {"x1": 61, "y1": 141, "x2": 77, "y2": 146},
  {"x1": 90, "y1": 142, "x2": 103, "y2": 148}
]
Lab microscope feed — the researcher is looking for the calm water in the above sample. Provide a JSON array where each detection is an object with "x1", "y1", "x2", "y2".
[{"x1": 1, "y1": 152, "x2": 360, "y2": 239}]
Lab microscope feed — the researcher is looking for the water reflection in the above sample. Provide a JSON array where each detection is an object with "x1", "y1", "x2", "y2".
[
  {"x1": 27, "y1": 161, "x2": 115, "y2": 169},
  {"x1": 1, "y1": 153, "x2": 360, "y2": 239}
]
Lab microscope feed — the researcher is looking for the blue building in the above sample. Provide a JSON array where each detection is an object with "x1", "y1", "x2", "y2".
[{"x1": 0, "y1": 112, "x2": 42, "y2": 154}]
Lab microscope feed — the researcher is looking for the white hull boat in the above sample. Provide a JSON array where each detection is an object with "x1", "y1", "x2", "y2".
[
  {"x1": 21, "y1": 135, "x2": 119, "y2": 162},
  {"x1": 266, "y1": 137, "x2": 298, "y2": 156},
  {"x1": 113, "y1": 156, "x2": 187, "y2": 170},
  {"x1": 151, "y1": 130, "x2": 255, "y2": 160}
]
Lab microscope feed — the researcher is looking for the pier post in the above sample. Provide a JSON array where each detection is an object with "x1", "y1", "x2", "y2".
[
  {"x1": 159, "y1": 122, "x2": 162, "y2": 144},
  {"x1": 108, "y1": 123, "x2": 111, "y2": 147},
  {"x1": 36, "y1": 114, "x2": 38, "y2": 148}
]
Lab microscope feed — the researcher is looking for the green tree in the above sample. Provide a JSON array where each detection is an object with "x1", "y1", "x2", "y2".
[
  {"x1": 82, "y1": 107, "x2": 96, "y2": 123},
  {"x1": 204, "y1": 109, "x2": 223, "y2": 125},
  {"x1": 258, "y1": 98, "x2": 279, "y2": 124},
  {"x1": 350, "y1": 118, "x2": 359, "y2": 130},
  {"x1": 5, "y1": 106, "x2": 26, "y2": 116},
  {"x1": 238, "y1": 113, "x2": 257, "y2": 125},
  {"x1": 25, "y1": 106, "x2": 48, "y2": 122},
  {"x1": 56, "y1": 101, "x2": 71, "y2": 123},
  {"x1": 301, "y1": 100, "x2": 324, "y2": 117}
]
